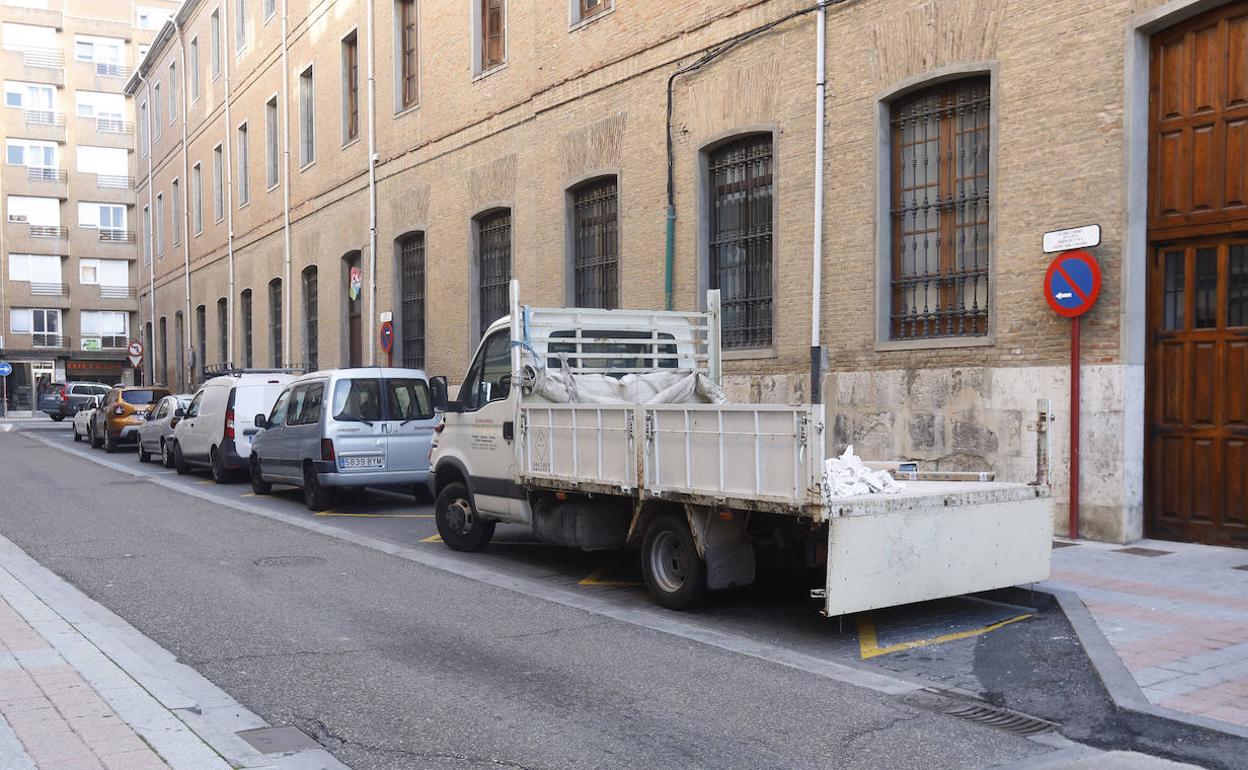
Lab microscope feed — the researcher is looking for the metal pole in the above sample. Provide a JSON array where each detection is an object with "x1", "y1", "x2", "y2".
[
  {"x1": 281, "y1": 0, "x2": 292, "y2": 367},
  {"x1": 809, "y1": 1, "x2": 826, "y2": 405},
  {"x1": 1070, "y1": 315, "x2": 1080, "y2": 539},
  {"x1": 365, "y1": 0, "x2": 378, "y2": 366}
]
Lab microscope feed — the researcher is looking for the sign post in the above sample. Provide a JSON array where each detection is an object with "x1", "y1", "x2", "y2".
[
  {"x1": 0, "y1": 361, "x2": 11, "y2": 418},
  {"x1": 1043, "y1": 248, "x2": 1102, "y2": 540},
  {"x1": 378, "y1": 321, "x2": 394, "y2": 368}
]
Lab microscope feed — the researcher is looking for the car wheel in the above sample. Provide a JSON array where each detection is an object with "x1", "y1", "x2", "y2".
[
  {"x1": 50, "y1": 414, "x2": 64, "y2": 422},
  {"x1": 89, "y1": 427, "x2": 102, "y2": 449},
  {"x1": 104, "y1": 431, "x2": 117, "y2": 453},
  {"x1": 210, "y1": 448, "x2": 231, "y2": 484},
  {"x1": 413, "y1": 483, "x2": 435, "y2": 505},
  {"x1": 302, "y1": 464, "x2": 335, "y2": 511},
  {"x1": 434, "y1": 482, "x2": 495, "y2": 552},
  {"x1": 138, "y1": 442, "x2": 151, "y2": 463},
  {"x1": 161, "y1": 440, "x2": 174, "y2": 469},
  {"x1": 73, "y1": 425, "x2": 81, "y2": 442},
  {"x1": 173, "y1": 441, "x2": 191, "y2": 475},
  {"x1": 250, "y1": 456, "x2": 272, "y2": 495},
  {"x1": 640, "y1": 513, "x2": 707, "y2": 611}
]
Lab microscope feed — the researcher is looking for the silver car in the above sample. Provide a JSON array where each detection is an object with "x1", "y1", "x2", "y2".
[
  {"x1": 248, "y1": 368, "x2": 438, "y2": 510},
  {"x1": 137, "y1": 394, "x2": 193, "y2": 467}
]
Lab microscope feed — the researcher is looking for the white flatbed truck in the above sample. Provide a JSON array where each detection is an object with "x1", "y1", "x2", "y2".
[{"x1": 428, "y1": 282, "x2": 1052, "y2": 615}]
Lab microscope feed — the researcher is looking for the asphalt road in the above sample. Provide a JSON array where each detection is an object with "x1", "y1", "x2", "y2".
[{"x1": 0, "y1": 426, "x2": 1062, "y2": 770}]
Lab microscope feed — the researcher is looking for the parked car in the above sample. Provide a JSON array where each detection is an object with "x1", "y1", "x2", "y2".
[
  {"x1": 136, "y1": 393, "x2": 193, "y2": 466},
  {"x1": 39, "y1": 382, "x2": 111, "y2": 421},
  {"x1": 90, "y1": 386, "x2": 172, "y2": 453},
  {"x1": 171, "y1": 371, "x2": 297, "y2": 482},
  {"x1": 72, "y1": 395, "x2": 103, "y2": 443},
  {"x1": 249, "y1": 368, "x2": 438, "y2": 510}
]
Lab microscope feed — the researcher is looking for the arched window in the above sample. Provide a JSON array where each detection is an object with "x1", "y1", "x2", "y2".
[
  {"x1": 890, "y1": 77, "x2": 990, "y2": 339},
  {"x1": 269, "y1": 278, "x2": 283, "y2": 367},
  {"x1": 475, "y1": 209, "x2": 511, "y2": 336},
  {"x1": 240, "y1": 289, "x2": 253, "y2": 368},
  {"x1": 397, "y1": 233, "x2": 426, "y2": 369},
  {"x1": 571, "y1": 177, "x2": 618, "y2": 309},
  {"x1": 707, "y1": 134, "x2": 773, "y2": 349}
]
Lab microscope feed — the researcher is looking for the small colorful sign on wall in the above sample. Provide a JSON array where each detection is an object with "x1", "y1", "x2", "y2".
[
  {"x1": 1044, "y1": 249, "x2": 1101, "y2": 318},
  {"x1": 348, "y1": 266, "x2": 362, "y2": 301}
]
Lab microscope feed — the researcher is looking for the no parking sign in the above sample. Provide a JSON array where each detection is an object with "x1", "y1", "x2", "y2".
[{"x1": 1044, "y1": 249, "x2": 1101, "y2": 318}]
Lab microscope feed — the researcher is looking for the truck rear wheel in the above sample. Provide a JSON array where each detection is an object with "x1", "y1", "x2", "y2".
[
  {"x1": 641, "y1": 513, "x2": 706, "y2": 611},
  {"x1": 435, "y1": 482, "x2": 495, "y2": 552}
]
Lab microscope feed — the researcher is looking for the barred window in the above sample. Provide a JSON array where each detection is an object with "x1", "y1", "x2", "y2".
[
  {"x1": 709, "y1": 134, "x2": 773, "y2": 349},
  {"x1": 477, "y1": 209, "x2": 511, "y2": 336},
  {"x1": 890, "y1": 77, "x2": 990, "y2": 340},
  {"x1": 240, "y1": 289, "x2": 253, "y2": 368},
  {"x1": 216, "y1": 297, "x2": 228, "y2": 366},
  {"x1": 399, "y1": 233, "x2": 426, "y2": 369},
  {"x1": 572, "y1": 178, "x2": 619, "y2": 309},
  {"x1": 303, "y1": 266, "x2": 318, "y2": 372},
  {"x1": 269, "y1": 278, "x2": 282, "y2": 367},
  {"x1": 195, "y1": 304, "x2": 206, "y2": 384}
]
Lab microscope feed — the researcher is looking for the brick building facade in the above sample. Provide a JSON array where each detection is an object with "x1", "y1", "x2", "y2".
[{"x1": 128, "y1": 0, "x2": 1248, "y2": 546}]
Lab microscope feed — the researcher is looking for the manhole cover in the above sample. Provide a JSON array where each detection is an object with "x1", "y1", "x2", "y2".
[
  {"x1": 945, "y1": 703, "x2": 1056, "y2": 736},
  {"x1": 236, "y1": 726, "x2": 322, "y2": 754},
  {"x1": 1113, "y1": 546, "x2": 1173, "y2": 557},
  {"x1": 252, "y1": 555, "x2": 326, "y2": 568}
]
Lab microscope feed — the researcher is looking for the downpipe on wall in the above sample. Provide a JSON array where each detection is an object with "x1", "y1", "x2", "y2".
[
  {"x1": 221, "y1": 0, "x2": 236, "y2": 366},
  {"x1": 139, "y1": 71, "x2": 156, "y2": 383},
  {"x1": 365, "y1": 0, "x2": 378, "y2": 366},
  {"x1": 281, "y1": 0, "x2": 292, "y2": 368},
  {"x1": 177, "y1": 27, "x2": 193, "y2": 384},
  {"x1": 809, "y1": 1, "x2": 827, "y2": 405}
]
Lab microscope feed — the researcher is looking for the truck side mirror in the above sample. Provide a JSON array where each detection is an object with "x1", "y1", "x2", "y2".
[
  {"x1": 254, "y1": 414, "x2": 267, "y2": 429},
  {"x1": 430, "y1": 376, "x2": 451, "y2": 412}
]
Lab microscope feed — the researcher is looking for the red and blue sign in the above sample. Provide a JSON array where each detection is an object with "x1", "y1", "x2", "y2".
[
  {"x1": 1044, "y1": 249, "x2": 1101, "y2": 318},
  {"x1": 378, "y1": 321, "x2": 395, "y2": 355}
]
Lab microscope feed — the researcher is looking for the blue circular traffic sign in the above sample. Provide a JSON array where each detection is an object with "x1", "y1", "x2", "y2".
[
  {"x1": 0, "y1": 362, "x2": 11, "y2": 377},
  {"x1": 1044, "y1": 249, "x2": 1101, "y2": 318},
  {"x1": 378, "y1": 321, "x2": 394, "y2": 355}
]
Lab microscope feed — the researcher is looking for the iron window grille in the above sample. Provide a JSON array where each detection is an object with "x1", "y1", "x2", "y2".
[
  {"x1": 890, "y1": 77, "x2": 991, "y2": 340},
  {"x1": 269, "y1": 278, "x2": 283, "y2": 367},
  {"x1": 709, "y1": 134, "x2": 774, "y2": 349},
  {"x1": 303, "y1": 267, "x2": 318, "y2": 372},
  {"x1": 477, "y1": 210, "x2": 511, "y2": 336},
  {"x1": 573, "y1": 178, "x2": 619, "y2": 309},
  {"x1": 399, "y1": 234, "x2": 426, "y2": 369}
]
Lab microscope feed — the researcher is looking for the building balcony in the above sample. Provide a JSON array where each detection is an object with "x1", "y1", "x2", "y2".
[
  {"x1": 0, "y1": 48, "x2": 66, "y2": 87},
  {"x1": 67, "y1": 171, "x2": 134, "y2": 204},
  {"x1": 69, "y1": 60, "x2": 132, "y2": 92},
  {"x1": 0, "y1": 3, "x2": 64, "y2": 31},
  {"x1": 4, "y1": 280, "x2": 71, "y2": 310},
  {"x1": 97, "y1": 284, "x2": 137, "y2": 299},
  {"x1": 12, "y1": 108, "x2": 67, "y2": 143},
  {"x1": 0, "y1": 164, "x2": 69, "y2": 199},
  {"x1": 68, "y1": 226, "x2": 137, "y2": 259},
  {"x1": 3, "y1": 220, "x2": 67, "y2": 255},
  {"x1": 74, "y1": 116, "x2": 134, "y2": 149}
]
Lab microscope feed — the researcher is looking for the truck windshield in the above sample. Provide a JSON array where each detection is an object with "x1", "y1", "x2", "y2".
[{"x1": 332, "y1": 379, "x2": 382, "y2": 423}]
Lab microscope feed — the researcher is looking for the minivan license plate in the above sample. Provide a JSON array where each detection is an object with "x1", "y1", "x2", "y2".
[{"x1": 340, "y1": 456, "x2": 383, "y2": 470}]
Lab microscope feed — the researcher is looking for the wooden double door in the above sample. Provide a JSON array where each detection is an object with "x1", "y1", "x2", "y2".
[{"x1": 1147, "y1": 2, "x2": 1248, "y2": 545}]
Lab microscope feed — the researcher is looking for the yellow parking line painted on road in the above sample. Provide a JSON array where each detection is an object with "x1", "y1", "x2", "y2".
[
  {"x1": 856, "y1": 612, "x2": 1033, "y2": 660},
  {"x1": 195, "y1": 479, "x2": 215, "y2": 485},
  {"x1": 313, "y1": 512, "x2": 434, "y2": 519},
  {"x1": 578, "y1": 566, "x2": 643, "y2": 588},
  {"x1": 419, "y1": 533, "x2": 443, "y2": 543}
]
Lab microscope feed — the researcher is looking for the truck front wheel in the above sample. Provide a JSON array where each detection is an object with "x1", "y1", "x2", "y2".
[
  {"x1": 641, "y1": 513, "x2": 706, "y2": 611},
  {"x1": 435, "y1": 482, "x2": 495, "y2": 552}
]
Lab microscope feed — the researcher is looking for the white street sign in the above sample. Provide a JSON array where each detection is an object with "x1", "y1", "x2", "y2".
[{"x1": 1043, "y1": 224, "x2": 1101, "y2": 254}]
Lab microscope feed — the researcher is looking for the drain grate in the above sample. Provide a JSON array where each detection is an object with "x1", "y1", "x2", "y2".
[
  {"x1": 1051, "y1": 540, "x2": 1080, "y2": 549},
  {"x1": 944, "y1": 703, "x2": 1057, "y2": 736},
  {"x1": 1113, "y1": 546, "x2": 1173, "y2": 557},
  {"x1": 237, "y1": 726, "x2": 322, "y2": 754},
  {"x1": 253, "y1": 555, "x2": 326, "y2": 568}
]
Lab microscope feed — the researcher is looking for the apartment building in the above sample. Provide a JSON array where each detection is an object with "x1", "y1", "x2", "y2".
[
  {"x1": 129, "y1": 0, "x2": 1248, "y2": 548},
  {"x1": 0, "y1": 0, "x2": 178, "y2": 411}
]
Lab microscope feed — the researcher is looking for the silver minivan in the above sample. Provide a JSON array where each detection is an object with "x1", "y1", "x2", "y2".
[{"x1": 248, "y1": 368, "x2": 438, "y2": 510}]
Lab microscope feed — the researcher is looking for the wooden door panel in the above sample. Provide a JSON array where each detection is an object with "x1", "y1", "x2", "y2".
[
  {"x1": 1158, "y1": 130, "x2": 1188, "y2": 219},
  {"x1": 1192, "y1": 24, "x2": 1222, "y2": 115},
  {"x1": 1226, "y1": 439, "x2": 1248, "y2": 530},
  {"x1": 1159, "y1": 342, "x2": 1186, "y2": 423},
  {"x1": 1191, "y1": 124, "x2": 1218, "y2": 212},
  {"x1": 1158, "y1": 38, "x2": 1188, "y2": 121},
  {"x1": 1229, "y1": 15, "x2": 1248, "y2": 107},
  {"x1": 1225, "y1": 119, "x2": 1248, "y2": 209},
  {"x1": 1191, "y1": 438, "x2": 1219, "y2": 522},
  {"x1": 1227, "y1": 340, "x2": 1248, "y2": 425},
  {"x1": 1158, "y1": 435, "x2": 1187, "y2": 523},
  {"x1": 1191, "y1": 342, "x2": 1218, "y2": 425}
]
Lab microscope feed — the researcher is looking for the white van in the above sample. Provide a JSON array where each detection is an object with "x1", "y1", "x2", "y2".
[{"x1": 171, "y1": 370, "x2": 297, "y2": 482}]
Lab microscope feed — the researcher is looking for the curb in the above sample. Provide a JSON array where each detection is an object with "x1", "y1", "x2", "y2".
[{"x1": 1039, "y1": 585, "x2": 1248, "y2": 741}]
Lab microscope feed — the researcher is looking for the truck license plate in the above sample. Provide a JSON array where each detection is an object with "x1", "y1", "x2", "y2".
[{"x1": 340, "y1": 456, "x2": 383, "y2": 470}]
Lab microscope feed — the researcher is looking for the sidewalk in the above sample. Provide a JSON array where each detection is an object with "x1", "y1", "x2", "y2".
[
  {"x1": 1043, "y1": 537, "x2": 1248, "y2": 734},
  {"x1": 0, "y1": 533, "x2": 349, "y2": 770}
]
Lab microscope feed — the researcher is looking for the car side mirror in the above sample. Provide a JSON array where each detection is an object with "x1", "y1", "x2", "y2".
[
  {"x1": 254, "y1": 414, "x2": 267, "y2": 430},
  {"x1": 174, "y1": 407, "x2": 185, "y2": 418},
  {"x1": 430, "y1": 376, "x2": 454, "y2": 412}
]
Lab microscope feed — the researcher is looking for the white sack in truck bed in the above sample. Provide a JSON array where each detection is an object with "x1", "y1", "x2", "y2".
[{"x1": 519, "y1": 363, "x2": 726, "y2": 405}]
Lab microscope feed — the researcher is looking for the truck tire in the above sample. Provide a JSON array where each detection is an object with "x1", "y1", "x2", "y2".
[
  {"x1": 435, "y1": 482, "x2": 495, "y2": 552},
  {"x1": 641, "y1": 513, "x2": 707, "y2": 611},
  {"x1": 173, "y1": 441, "x2": 191, "y2": 475}
]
